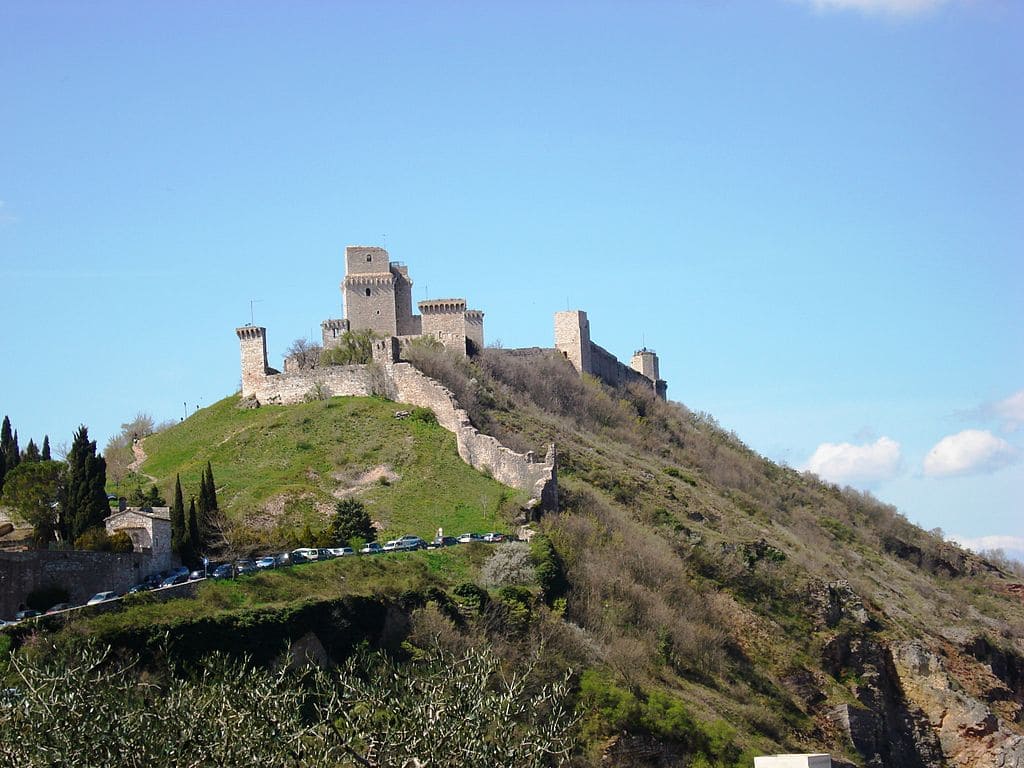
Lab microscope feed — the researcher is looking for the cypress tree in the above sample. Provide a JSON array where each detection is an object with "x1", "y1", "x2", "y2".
[
  {"x1": 23, "y1": 439, "x2": 41, "y2": 463},
  {"x1": 187, "y1": 497, "x2": 200, "y2": 557},
  {"x1": 41, "y1": 436, "x2": 51, "y2": 461},
  {"x1": 170, "y1": 474, "x2": 186, "y2": 556},
  {"x1": 65, "y1": 426, "x2": 109, "y2": 543},
  {"x1": 205, "y1": 462, "x2": 218, "y2": 511},
  {"x1": 197, "y1": 462, "x2": 218, "y2": 545},
  {"x1": 0, "y1": 449, "x2": 6, "y2": 496},
  {"x1": 1, "y1": 416, "x2": 17, "y2": 472}
]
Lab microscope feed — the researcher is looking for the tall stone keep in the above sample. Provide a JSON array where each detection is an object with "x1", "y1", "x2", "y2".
[
  {"x1": 236, "y1": 326, "x2": 269, "y2": 394},
  {"x1": 554, "y1": 310, "x2": 592, "y2": 375},
  {"x1": 341, "y1": 246, "x2": 421, "y2": 337}
]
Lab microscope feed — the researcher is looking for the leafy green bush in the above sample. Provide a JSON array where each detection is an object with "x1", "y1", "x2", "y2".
[
  {"x1": 410, "y1": 406, "x2": 437, "y2": 425},
  {"x1": 73, "y1": 526, "x2": 111, "y2": 551},
  {"x1": 319, "y1": 329, "x2": 379, "y2": 366},
  {"x1": 530, "y1": 534, "x2": 568, "y2": 604},
  {"x1": 108, "y1": 530, "x2": 134, "y2": 553},
  {"x1": 452, "y1": 581, "x2": 489, "y2": 613}
]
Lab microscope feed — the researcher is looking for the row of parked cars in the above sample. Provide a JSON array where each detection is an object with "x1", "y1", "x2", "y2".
[{"x1": 0, "y1": 531, "x2": 510, "y2": 627}]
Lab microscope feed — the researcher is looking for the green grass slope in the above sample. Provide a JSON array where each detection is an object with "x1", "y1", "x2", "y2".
[{"x1": 138, "y1": 395, "x2": 525, "y2": 543}]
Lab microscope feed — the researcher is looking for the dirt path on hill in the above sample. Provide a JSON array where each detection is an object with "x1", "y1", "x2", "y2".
[{"x1": 128, "y1": 438, "x2": 157, "y2": 483}]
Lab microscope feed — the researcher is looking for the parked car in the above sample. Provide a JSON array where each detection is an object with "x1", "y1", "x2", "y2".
[
  {"x1": 127, "y1": 583, "x2": 153, "y2": 594},
  {"x1": 255, "y1": 556, "x2": 277, "y2": 570},
  {"x1": 211, "y1": 563, "x2": 234, "y2": 580},
  {"x1": 482, "y1": 532, "x2": 505, "y2": 543},
  {"x1": 316, "y1": 548, "x2": 336, "y2": 561},
  {"x1": 457, "y1": 532, "x2": 484, "y2": 544},
  {"x1": 428, "y1": 536, "x2": 459, "y2": 549},
  {"x1": 327, "y1": 547, "x2": 355, "y2": 557},
  {"x1": 359, "y1": 542, "x2": 383, "y2": 555},
  {"x1": 396, "y1": 535, "x2": 427, "y2": 551},
  {"x1": 188, "y1": 570, "x2": 206, "y2": 581},
  {"x1": 235, "y1": 560, "x2": 257, "y2": 576},
  {"x1": 0, "y1": 619, "x2": 13, "y2": 629},
  {"x1": 14, "y1": 610, "x2": 41, "y2": 621},
  {"x1": 382, "y1": 539, "x2": 402, "y2": 552},
  {"x1": 44, "y1": 603, "x2": 73, "y2": 614},
  {"x1": 160, "y1": 572, "x2": 189, "y2": 588},
  {"x1": 291, "y1": 548, "x2": 319, "y2": 563},
  {"x1": 274, "y1": 553, "x2": 292, "y2": 567},
  {"x1": 86, "y1": 592, "x2": 119, "y2": 605}
]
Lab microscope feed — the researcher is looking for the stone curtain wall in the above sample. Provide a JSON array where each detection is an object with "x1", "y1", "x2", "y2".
[
  {"x1": 240, "y1": 352, "x2": 557, "y2": 509},
  {"x1": 387, "y1": 364, "x2": 556, "y2": 506},
  {"x1": 0, "y1": 550, "x2": 176, "y2": 617},
  {"x1": 588, "y1": 342, "x2": 660, "y2": 392}
]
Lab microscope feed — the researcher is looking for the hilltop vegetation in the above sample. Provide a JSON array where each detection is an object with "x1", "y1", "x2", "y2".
[{"x1": 4, "y1": 349, "x2": 1024, "y2": 767}]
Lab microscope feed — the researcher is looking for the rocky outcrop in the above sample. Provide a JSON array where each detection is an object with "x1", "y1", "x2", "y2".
[
  {"x1": 892, "y1": 641, "x2": 1024, "y2": 768},
  {"x1": 823, "y1": 634, "x2": 943, "y2": 767}
]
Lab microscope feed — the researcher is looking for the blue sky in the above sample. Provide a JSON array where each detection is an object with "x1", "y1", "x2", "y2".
[{"x1": 2, "y1": 1, "x2": 1021, "y2": 557}]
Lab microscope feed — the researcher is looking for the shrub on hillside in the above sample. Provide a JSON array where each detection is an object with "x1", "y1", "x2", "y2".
[{"x1": 481, "y1": 542, "x2": 535, "y2": 587}]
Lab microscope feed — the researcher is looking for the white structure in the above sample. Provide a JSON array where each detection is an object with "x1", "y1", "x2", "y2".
[{"x1": 754, "y1": 755, "x2": 831, "y2": 768}]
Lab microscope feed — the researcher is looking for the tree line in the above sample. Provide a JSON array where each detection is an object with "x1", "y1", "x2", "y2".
[{"x1": 0, "y1": 416, "x2": 110, "y2": 548}]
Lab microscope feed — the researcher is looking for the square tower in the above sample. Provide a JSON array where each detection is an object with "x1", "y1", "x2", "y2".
[
  {"x1": 554, "y1": 310, "x2": 592, "y2": 375},
  {"x1": 342, "y1": 246, "x2": 399, "y2": 336}
]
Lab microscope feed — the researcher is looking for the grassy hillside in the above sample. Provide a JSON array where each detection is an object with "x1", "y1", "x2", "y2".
[
  {"x1": 11, "y1": 352, "x2": 1024, "y2": 767},
  {"x1": 137, "y1": 394, "x2": 525, "y2": 543}
]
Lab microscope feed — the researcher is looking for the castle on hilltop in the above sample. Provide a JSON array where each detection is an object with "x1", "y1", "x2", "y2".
[
  {"x1": 236, "y1": 245, "x2": 666, "y2": 402},
  {"x1": 233, "y1": 244, "x2": 667, "y2": 511},
  {"x1": 319, "y1": 246, "x2": 485, "y2": 356}
]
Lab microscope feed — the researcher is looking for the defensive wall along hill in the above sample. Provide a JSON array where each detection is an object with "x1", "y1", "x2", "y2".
[
  {"x1": 237, "y1": 331, "x2": 558, "y2": 512},
  {"x1": 235, "y1": 244, "x2": 672, "y2": 512}
]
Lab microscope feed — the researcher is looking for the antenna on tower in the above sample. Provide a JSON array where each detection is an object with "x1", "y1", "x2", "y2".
[{"x1": 249, "y1": 299, "x2": 263, "y2": 326}]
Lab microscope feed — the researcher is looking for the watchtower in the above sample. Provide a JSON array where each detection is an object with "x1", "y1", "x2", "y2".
[
  {"x1": 420, "y1": 299, "x2": 469, "y2": 352},
  {"x1": 631, "y1": 348, "x2": 660, "y2": 381},
  {"x1": 554, "y1": 310, "x2": 592, "y2": 375},
  {"x1": 236, "y1": 326, "x2": 269, "y2": 396}
]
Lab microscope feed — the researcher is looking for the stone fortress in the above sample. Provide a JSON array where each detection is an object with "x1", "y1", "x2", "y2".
[
  {"x1": 319, "y1": 246, "x2": 485, "y2": 357},
  {"x1": 236, "y1": 245, "x2": 669, "y2": 510}
]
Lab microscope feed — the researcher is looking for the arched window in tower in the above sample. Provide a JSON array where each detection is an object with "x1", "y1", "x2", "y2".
[
  {"x1": 365, "y1": 288, "x2": 371, "y2": 297},
  {"x1": 366, "y1": 254, "x2": 372, "y2": 262}
]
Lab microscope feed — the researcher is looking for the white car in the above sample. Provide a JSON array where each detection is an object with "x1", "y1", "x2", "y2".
[
  {"x1": 86, "y1": 591, "x2": 119, "y2": 605},
  {"x1": 327, "y1": 547, "x2": 354, "y2": 557}
]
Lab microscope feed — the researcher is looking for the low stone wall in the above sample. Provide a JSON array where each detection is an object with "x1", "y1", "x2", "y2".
[
  {"x1": 0, "y1": 549, "x2": 177, "y2": 619},
  {"x1": 242, "y1": 354, "x2": 557, "y2": 510},
  {"x1": 251, "y1": 364, "x2": 378, "y2": 404}
]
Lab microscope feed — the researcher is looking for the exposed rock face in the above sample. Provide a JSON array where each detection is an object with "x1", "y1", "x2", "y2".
[
  {"x1": 892, "y1": 641, "x2": 1024, "y2": 768},
  {"x1": 823, "y1": 634, "x2": 943, "y2": 767}
]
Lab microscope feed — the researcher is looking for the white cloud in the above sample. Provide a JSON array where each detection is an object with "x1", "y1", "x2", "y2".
[
  {"x1": 923, "y1": 429, "x2": 1016, "y2": 477},
  {"x1": 804, "y1": 436, "x2": 902, "y2": 485},
  {"x1": 992, "y1": 389, "x2": 1024, "y2": 432},
  {"x1": 950, "y1": 534, "x2": 1024, "y2": 560},
  {"x1": 799, "y1": 0, "x2": 952, "y2": 16}
]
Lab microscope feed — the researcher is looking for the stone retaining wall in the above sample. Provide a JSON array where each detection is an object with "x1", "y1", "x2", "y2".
[{"x1": 0, "y1": 549, "x2": 177, "y2": 619}]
